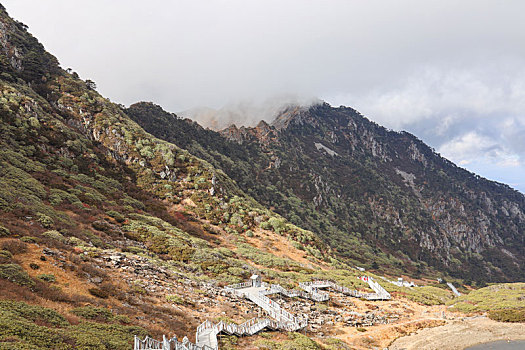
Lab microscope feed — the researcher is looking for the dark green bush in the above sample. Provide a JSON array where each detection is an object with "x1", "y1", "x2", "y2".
[
  {"x1": 0, "y1": 300, "x2": 69, "y2": 327},
  {"x1": 122, "y1": 197, "x2": 145, "y2": 210},
  {"x1": 20, "y1": 236, "x2": 39, "y2": 243},
  {"x1": 0, "y1": 225, "x2": 10, "y2": 236},
  {"x1": 88, "y1": 287, "x2": 108, "y2": 299},
  {"x1": 0, "y1": 264, "x2": 34, "y2": 287},
  {"x1": 121, "y1": 246, "x2": 144, "y2": 254},
  {"x1": 91, "y1": 220, "x2": 112, "y2": 232},
  {"x1": 0, "y1": 309, "x2": 67, "y2": 348},
  {"x1": 37, "y1": 274, "x2": 56, "y2": 283},
  {"x1": 36, "y1": 213, "x2": 54, "y2": 228},
  {"x1": 66, "y1": 321, "x2": 148, "y2": 350},
  {"x1": 106, "y1": 210, "x2": 125, "y2": 223},
  {"x1": 0, "y1": 300, "x2": 147, "y2": 349},
  {"x1": 488, "y1": 309, "x2": 525, "y2": 323},
  {"x1": 0, "y1": 250, "x2": 13, "y2": 263},
  {"x1": 70, "y1": 306, "x2": 113, "y2": 322}
]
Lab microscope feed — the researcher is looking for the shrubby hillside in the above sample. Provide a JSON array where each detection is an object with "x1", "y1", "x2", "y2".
[
  {"x1": 128, "y1": 101, "x2": 525, "y2": 284},
  {"x1": 0, "y1": 4, "x2": 523, "y2": 349}
]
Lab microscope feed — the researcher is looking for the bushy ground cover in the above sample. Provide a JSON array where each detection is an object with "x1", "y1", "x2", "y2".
[
  {"x1": 447, "y1": 283, "x2": 525, "y2": 321},
  {"x1": 0, "y1": 300, "x2": 147, "y2": 349}
]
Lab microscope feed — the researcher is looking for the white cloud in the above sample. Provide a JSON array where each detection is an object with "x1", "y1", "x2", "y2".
[
  {"x1": 331, "y1": 65, "x2": 525, "y2": 131},
  {"x1": 438, "y1": 131, "x2": 520, "y2": 167},
  {"x1": 2, "y1": 0, "x2": 525, "y2": 191},
  {"x1": 329, "y1": 65, "x2": 525, "y2": 180}
]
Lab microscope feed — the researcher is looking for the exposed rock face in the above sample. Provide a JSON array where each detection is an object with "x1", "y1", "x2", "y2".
[{"x1": 129, "y1": 102, "x2": 525, "y2": 282}]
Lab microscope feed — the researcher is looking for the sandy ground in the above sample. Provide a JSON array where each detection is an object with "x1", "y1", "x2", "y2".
[{"x1": 389, "y1": 316, "x2": 525, "y2": 350}]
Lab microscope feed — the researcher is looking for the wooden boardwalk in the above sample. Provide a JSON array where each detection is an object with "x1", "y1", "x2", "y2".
[{"x1": 134, "y1": 275, "x2": 390, "y2": 349}]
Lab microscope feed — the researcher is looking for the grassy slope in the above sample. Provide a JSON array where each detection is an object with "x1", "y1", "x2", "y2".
[{"x1": 447, "y1": 283, "x2": 525, "y2": 313}]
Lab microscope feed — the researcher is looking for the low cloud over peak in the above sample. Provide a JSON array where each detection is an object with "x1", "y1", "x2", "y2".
[
  {"x1": 3, "y1": 0, "x2": 524, "y2": 191},
  {"x1": 179, "y1": 95, "x2": 320, "y2": 131}
]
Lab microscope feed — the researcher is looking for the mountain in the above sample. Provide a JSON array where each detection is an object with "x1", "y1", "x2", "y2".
[
  {"x1": 0, "y1": 5, "x2": 334, "y2": 348},
  {"x1": 128, "y1": 102, "x2": 525, "y2": 283},
  {"x1": 0, "y1": 4, "x2": 524, "y2": 349}
]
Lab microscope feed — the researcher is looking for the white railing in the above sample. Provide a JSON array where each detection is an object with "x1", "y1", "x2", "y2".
[
  {"x1": 298, "y1": 282, "x2": 330, "y2": 301},
  {"x1": 250, "y1": 291, "x2": 307, "y2": 330},
  {"x1": 447, "y1": 282, "x2": 461, "y2": 297},
  {"x1": 224, "y1": 281, "x2": 252, "y2": 290},
  {"x1": 359, "y1": 276, "x2": 391, "y2": 300},
  {"x1": 193, "y1": 316, "x2": 297, "y2": 350},
  {"x1": 134, "y1": 335, "x2": 217, "y2": 350}
]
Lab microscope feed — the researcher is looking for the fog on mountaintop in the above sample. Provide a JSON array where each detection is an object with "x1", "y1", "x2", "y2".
[
  {"x1": 179, "y1": 96, "x2": 321, "y2": 130},
  {"x1": 2, "y1": 0, "x2": 525, "y2": 192}
]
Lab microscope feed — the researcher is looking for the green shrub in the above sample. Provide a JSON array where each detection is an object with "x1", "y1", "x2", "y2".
[
  {"x1": 88, "y1": 288, "x2": 109, "y2": 299},
  {"x1": 322, "y1": 338, "x2": 353, "y2": 350},
  {"x1": 83, "y1": 231, "x2": 106, "y2": 248},
  {"x1": 36, "y1": 213, "x2": 54, "y2": 228},
  {"x1": 66, "y1": 321, "x2": 148, "y2": 350},
  {"x1": 29, "y1": 263, "x2": 40, "y2": 270},
  {"x1": 447, "y1": 283, "x2": 525, "y2": 312},
  {"x1": 0, "y1": 309, "x2": 66, "y2": 348},
  {"x1": 49, "y1": 188, "x2": 83, "y2": 207},
  {"x1": 121, "y1": 246, "x2": 144, "y2": 254},
  {"x1": 0, "y1": 164, "x2": 47, "y2": 210},
  {"x1": 0, "y1": 250, "x2": 13, "y2": 263},
  {"x1": 165, "y1": 295, "x2": 184, "y2": 305},
  {"x1": 255, "y1": 332, "x2": 321, "y2": 350},
  {"x1": 70, "y1": 306, "x2": 113, "y2": 321},
  {"x1": 37, "y1": 274, "x2": 56, "y2": 283},
  {"x1": 401, "y1": 285, "x2": 452, "y2": 305},
  {"x1": 488, "y1": 309, "x2": 525, "y2": 322},
  {"x1": 0, "y1": 264, "x2": 34, "y2": 287},
  {"x1": 236, "y1": 243, "x2": 300, "y2": 270},
  {"x1": 113, "y1": 315, "x2": 131, "y2": 324},
  {"x1": 219, "y1": 335, "x2": 238, "y2": 350},
  {"x1": 0, "y1": 225, "x2": 10, "y2": 236},
  {"x1": 0, "y1": 299, "x2": 147, "y2": 349},
  {"x1": 91, "y1": 220, "x2": 113, "y2": 233},
  {"x1": 0, "y1": 300, "x2": 69, "y2": 327},
  {"x1": 42, "y1": 230, "x2": 66, "y2": 243},
  {"x1": 67, "y1": 236, "x2": 87, "y2": 247},
  {"x1": 106, "y1": 210, "x2": 125, "y2": 223},
  {"x1": 20, "y1": 236, "x2": 39, "y2": 243},
  {"x1": 122, "y1": 197, "x2": 145, "y2": 210}
]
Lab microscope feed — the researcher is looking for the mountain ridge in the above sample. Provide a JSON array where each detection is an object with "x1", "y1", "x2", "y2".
[{"x1": 128, "y1": 101, "x2": 525, "y2": 283}]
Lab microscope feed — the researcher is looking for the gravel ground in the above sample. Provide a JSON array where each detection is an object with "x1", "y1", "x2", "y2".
[{"x1": 389, "y1": 316, "x2": 525, "y2": 350}]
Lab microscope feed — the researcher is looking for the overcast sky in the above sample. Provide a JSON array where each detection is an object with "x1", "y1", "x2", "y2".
[{"x1": 3, "y1": 0, "x2": 525, "y2": 192}]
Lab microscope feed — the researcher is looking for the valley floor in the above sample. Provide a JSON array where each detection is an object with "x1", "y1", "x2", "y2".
[{"x1": 389, "y1": 316, "x2": 525, "y2": 350}]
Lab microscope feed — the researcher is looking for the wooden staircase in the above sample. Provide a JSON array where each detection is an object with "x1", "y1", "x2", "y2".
[{"x1": 135, "y1": 276, "x2": 391, "y2": 349}]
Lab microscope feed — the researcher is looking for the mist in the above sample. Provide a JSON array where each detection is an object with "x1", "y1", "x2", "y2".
[{"x1": 3, "y1": 0, "x2": 525, "y2": 191}]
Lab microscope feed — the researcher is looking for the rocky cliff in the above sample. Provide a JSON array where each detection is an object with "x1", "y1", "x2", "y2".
[{"x1": 129, "y1": 102, "x2": 525, "y2": 283}]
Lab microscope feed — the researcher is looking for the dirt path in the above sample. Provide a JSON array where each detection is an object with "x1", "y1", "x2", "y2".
[{"x1": 389, "y1": 316, "x2": 525, "y2": 350}]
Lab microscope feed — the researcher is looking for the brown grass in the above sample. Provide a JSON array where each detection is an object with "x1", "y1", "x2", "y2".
[{"x1": 1, "y1": 239, "x2": 28, "y2": 255}]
